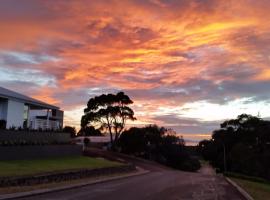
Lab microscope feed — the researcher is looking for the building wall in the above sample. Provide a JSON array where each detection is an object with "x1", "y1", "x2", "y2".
[
  {"x1": 29, "y1": 109, "x2": 49, "y2": 118},
  {"x1": 53, "y1": 109, "x2": 64, "y2": 128},
  {"x1": 1, "y1": 99, "x2": 63, "y2": 130},
  {"x1": 29, "y1": 109, "x2": 48, "y2": 130},
  {"x1": 6, "y1": 100, "x2": 24, "y2": 128},
  {"x1": 0, "y1": 99, "x2": 8, "y2": 121}
]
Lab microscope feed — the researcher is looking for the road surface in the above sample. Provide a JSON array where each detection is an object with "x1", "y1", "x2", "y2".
[{"x1": 18, "y1": 159, "x2": 245, "y2": 200}]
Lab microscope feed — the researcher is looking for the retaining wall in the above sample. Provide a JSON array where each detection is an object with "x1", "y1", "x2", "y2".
[{"x1": 0, "y1": 164, "x2": 135, "y2": 187}]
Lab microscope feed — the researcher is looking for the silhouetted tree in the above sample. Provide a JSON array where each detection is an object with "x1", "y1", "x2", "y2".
[
  {"x1": 198, "y1": 114, "x2": 270, "y2": 179},
  {"x1": 81, "y1": 92, "x2": 136, "y2": 147},
  {"x1": 118, "y1": 127, "x2": 146, "y2": 155},
  {"x1": 118, "y1": 125, "x2": 201, "y2": 171}
]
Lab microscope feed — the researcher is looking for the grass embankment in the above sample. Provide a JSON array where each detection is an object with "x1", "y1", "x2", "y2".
[
  {"x1": 226, "y1": 172, "x2": 270, "y2": 200},
  {"x1": 0, "y1": 156, "x2": 122, "y2": 177}
]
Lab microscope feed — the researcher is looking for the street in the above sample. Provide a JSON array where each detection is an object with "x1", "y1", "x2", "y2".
[{"x1": 17, "y1": 161, "x2": 245, "y2": 200}]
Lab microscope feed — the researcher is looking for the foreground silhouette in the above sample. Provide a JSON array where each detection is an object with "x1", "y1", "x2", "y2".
[
  {"x1": 199, "y1": 114, "x2": 270, "y2": 180},
  {"x1": 81, "y1": 92, "x2": 136, "y2": 146}
]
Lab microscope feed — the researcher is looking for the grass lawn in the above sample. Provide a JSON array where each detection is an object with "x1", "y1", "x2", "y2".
[
  {"x1": 0, "y1": 156, "x2": 122, "y2": 177},
  {"x1": 231, "y1": 177, "x2": 270, "y2": 200}
]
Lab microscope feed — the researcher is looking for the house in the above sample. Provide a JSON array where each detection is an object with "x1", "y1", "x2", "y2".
[{"x1": 0, "y1": 87, "x2": 63, "y2": 130}]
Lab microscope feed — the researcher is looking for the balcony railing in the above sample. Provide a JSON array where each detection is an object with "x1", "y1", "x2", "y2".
[{"x1": 30, "y1": 118, "x2": 60, "y2": 130}]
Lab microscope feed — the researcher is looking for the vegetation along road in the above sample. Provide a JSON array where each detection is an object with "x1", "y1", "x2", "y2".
[{"x1": 20, "y1": 159, "x2": 245, "y2": 200}]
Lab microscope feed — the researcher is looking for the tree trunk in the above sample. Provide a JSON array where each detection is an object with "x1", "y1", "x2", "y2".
[{"x1": 106, "y1": 117, "x2": 113, "y2": 147}]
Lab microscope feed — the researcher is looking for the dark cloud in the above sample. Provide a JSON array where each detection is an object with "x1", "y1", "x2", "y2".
[
  {"x1": 206, "y1": 63, "x2": 258, "y2": 80},
  {"x1": 153, "y1": 114, "x2": 221, "y2": 134}
]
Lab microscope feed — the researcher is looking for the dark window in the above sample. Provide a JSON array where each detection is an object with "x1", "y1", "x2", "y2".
[{"x1": 52, "y1": 109, "x2": 56, "y2": 116}]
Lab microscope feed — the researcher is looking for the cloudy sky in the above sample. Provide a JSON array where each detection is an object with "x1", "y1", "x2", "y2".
[{"x1": 1, "y1": 0, "x2": 270, "y2": 144}]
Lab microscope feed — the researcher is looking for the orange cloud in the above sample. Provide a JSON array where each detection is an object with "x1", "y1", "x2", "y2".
[
  {"x1": 32, "y1": 87, "x2": 61, "y2": 105},
  {"x1": 1, "y1": 0, "x2": 270, "y2": 144}
]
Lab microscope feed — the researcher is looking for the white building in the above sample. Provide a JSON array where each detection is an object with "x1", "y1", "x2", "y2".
[{"x1": 0, "y1": 87, "x2": 63, "y2": 130}]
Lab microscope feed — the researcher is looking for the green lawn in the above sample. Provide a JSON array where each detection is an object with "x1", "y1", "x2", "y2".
[
  {"x1": 0, "y1": 156, "x2": 122, "y2": 177},
  {"x1": 231, "y1": 177, "x2": 270, "y2": 200}
]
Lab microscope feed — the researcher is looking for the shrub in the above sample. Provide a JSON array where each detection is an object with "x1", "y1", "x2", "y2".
[
  {"x1": 0, "y1": 120, "x2": 6, "y2": 129},
  {"x1": 79, "y1": 126, "x2": 103, "y2": 136},
  {"x1": 118, "y1": 126, "x2": 201, "y2": 172},
  {"x1": 118, "y1": 128, "x2": 147, "y2": 154},
  {"x1": 83, "y1": 137, "x2": 90, "y2": 147},
  {"x1": 63, "y1": 126, "x2": 76, "y2": 138},
  {"x1": 179, "y1": 157, "x2": 201, "y2": 172}
]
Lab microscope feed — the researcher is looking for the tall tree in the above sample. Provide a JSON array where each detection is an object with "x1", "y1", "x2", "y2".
[
  {"x1": 81, "y1": 92, "x2": 136, "y2": 146},
  {"x1": 198, "y1": 114, "x2": 270, "y2": 178}
]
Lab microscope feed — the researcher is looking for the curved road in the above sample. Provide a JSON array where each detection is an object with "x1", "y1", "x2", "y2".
[{"x1": 17, "y1": 155, "x2": 245, "y2": 200}]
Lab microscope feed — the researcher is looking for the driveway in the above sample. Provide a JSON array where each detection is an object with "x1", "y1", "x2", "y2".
[{"x1": 17, "y1": 158, "x2": 245, "y2": 200}]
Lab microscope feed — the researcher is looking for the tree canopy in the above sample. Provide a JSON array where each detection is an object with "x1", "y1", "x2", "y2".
[
  {"x1": 117, "y1": 125, "x2": 200, "y2": 171},
  {"x1": 198, "y1": 114, "x2": 270, "y2": 179},
  {"x1": 81, "y1": 92, "x2": 136, "y2": 145}
]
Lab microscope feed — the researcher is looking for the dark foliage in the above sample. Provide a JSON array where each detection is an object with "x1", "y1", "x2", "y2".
[
  {"x1": 63, "y1": 126, "x2": 76, "y2": 138},
  {"x1": 83, "y1": 137, "x2": 90, "y2": 146},
  {"x1": 79, "y1": 126, "x2": 103, "y2": 136},
  {"x1": 117, "y1": 127, "x2": 147, "y2": 155},
  {"x1": 198, "y1": 114, "x2": 270, "y2": 179},
  {"x1": 118, "y1": 125, "x2": 201, "y2": 172},
  {"x1": 0, "y1": 120, "x2": 6, "y2": 129},
  {"x1": 81, "y1": 92, "x2": 136, "y2": 146}
]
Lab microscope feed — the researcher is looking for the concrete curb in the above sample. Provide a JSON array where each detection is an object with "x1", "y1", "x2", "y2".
[
  {"x1": 0, "y1": 167, "x2": 149, "y2": 200},
  {"x1": 225, "y1": 177, "x2": 254, "y2": 200}
]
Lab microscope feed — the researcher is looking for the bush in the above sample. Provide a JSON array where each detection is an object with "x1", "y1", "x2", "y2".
[
  {"x1": 159, "y1": 144, "x2": 201, "y2": 172},
  {"x1": 79, "y1": 126, "x2": 103, "y2": 136},
  {"x1": 118, "y1": 126, "x2": 201, "y2": 172},
  {"x1": 179, "y1": 157, "x2": 201, "y2": 172},
  {"x1": 118, "y1": 128, "x2": 147, "y2": 155},
  {"x1": 63, "y1": 126, "x2": 76, "y2": 138},
  {"x1": 0, "y1": 120, "x2": 6, "y2": 129},
  {"x1": 83, "y1": 137, "x2": 90, "y2": 147}
]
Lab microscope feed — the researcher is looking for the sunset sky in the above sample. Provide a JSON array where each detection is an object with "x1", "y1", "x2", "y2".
[{"x1": 1, "y1": 0, "x2": 270, "y2": 144}]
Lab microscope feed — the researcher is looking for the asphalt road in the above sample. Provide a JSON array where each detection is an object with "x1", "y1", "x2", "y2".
[{"x1": 17, "y1": 160, "x2": 245, "y2": 200}]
